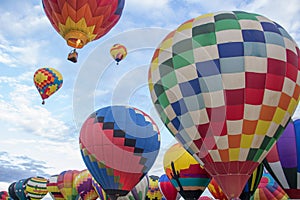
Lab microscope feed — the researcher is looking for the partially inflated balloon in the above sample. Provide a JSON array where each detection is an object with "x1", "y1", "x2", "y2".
[
  {"x1": 117, "y1": 175, "x2": 149, "y2": 200},
  {"x1": 8, "y1": 182, "x2": 18, "y2": 200},
  {"x1": 158, "y1": 174, "x2": 180, "y2": 200},
  {"x1": 25, "y1": 177, "x2": 48, "y2": 200},
  {"x1": 42, "y1": 0, "x2": 125, "y2": 49},
  {"x1": 57, "y1": 170, "x2": 80, "y2": 200},
  {"x1": 47, "y1": 175, "x2": 65, "y2": 200},
  {"x1": 146, "y1": 176, "x2": 163, "y2": 200},
  {"x1": 149, "y1": 11, "x2": 300, "y2": 199},
  {"x1": 74, "y1": 169, "x2": 98, "y2": 200},
  {"x1": 80, "y1": 106, "x2": 160, "y2": 199},
  {"x1": 163, "y1": 143, "x2": 211, "y2": 200},
  {"x1": 251, "y1": 171, "x2": 288, "y2": 200},
  {"x1": 110, "y1": 44, "x2": 127, "y2": 65},
  {"x1": 264, "y1": 119, "x2": 300, "y2": 199},
  {"x1": 33, "y1": 67, "x2": 63, "y2": 104}
]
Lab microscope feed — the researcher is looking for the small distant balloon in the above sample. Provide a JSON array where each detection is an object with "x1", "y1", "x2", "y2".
[
  {"x1": 110, "y1": 44, "x2": 127, "y2": 65},
  {"x1": 33, "y1": 67, "x2": 63, "y2": 105}
]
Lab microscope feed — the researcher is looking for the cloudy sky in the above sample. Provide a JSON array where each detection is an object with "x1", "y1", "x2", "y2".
[{"x1": 0, "y1": 0, "x2": 300, "y2": 198}]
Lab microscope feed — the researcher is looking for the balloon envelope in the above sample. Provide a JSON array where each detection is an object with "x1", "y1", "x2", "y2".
[
  {"x1": 25, "y1": 177, "x2": 48, "y2": 200},
  {"x1": 33, "y1": 67, "x2": 63, "y2": 104},
  {"x1": 117, "y1": 175, "x2": 149, "y2": 200},
  {"x1": 148, "y1": 10, "x2": 300, "y2": 199},
  {"x1": 47, "y1": 175, "x2": 65, "y2": 200},
  {"x1": 91, "y1": 179, "x2": 109, "y2": 200},
  {"x1": 8, "y1": 182, "x2": 18, "y2": 200},
  {"x1": 163, "y1": 143, "x2": 211, "y2": 200},
  {"x1": 264, "y1": 119, "x2": 300, "y2": 199},
  {"x1": 57, "y1": 170, "x2": 80, "y2": 200},
  {"x1": 14, "y1": 179, "x2": 29, "y2": 200},
  {"x1": 74, "y1": 169, "x2": 98, "y2": 200},
  {"x1": 110, "y1": 44, "x2": 127, "y2": 64},
  {"x1": 42, "y1": 0, "x2": 125, "y2": 49},
  {"x1": 0, "y1": 191, "x2": 11, "y2": 200},
  {"x1": 158, "y1": 174, "x2": 180, "y2": 200},
  {"x1": 146, "y1": 176, "x2": 163, "y2": 200},
  {"x1": 80, "y1": 105, "x2": 160, "y2": 198}
]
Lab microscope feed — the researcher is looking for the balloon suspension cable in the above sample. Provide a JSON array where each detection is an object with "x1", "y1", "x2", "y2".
[{"x1": 170, "y1": 161, "x2": 184, "y2": 192}]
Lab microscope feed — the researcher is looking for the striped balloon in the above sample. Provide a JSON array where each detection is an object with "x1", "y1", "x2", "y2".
[
  {"x1": 25, "y1": 177, "x2": 48, "y2": 200},
  {"x1": 57, "y1": 170, "x2": 80, "y2": 200},
  {"x1": 47, "y1": 175, "x2": 65, "y2": 200}
]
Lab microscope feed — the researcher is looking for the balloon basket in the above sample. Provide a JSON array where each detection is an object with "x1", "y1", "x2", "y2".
[{"x1": 68, "y1": 49, "x2": 78, "y2": 63}]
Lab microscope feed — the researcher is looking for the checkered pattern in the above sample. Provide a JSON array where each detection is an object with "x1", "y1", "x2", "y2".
[
  {"x1": 80, "y1": 106, "x2": 160, "y2": 196},
  {"x1": 42, "y1": 0, "x2": 125, "y2": 48},
  {"x1": 149, "y1": 11, "x2": 300, "y2": 170},
  {"x1": 33, "y1": 67, "x2": 63, "y2": 100},
  {"x1": 74, "y1": 170, "x2": 98, "y2": 200},
  {"x1": 146, "y1": 176, "x2": 163, "y2": 200}
]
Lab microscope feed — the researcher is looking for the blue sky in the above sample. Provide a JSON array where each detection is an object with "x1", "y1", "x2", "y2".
[{"x1": 0, "y1": 0, "x2": 300, "y2": 198}]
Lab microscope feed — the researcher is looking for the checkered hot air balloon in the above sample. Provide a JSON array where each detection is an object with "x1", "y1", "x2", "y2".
[
  {"x1": 33, "y1": 67, "x2": 63, "y2": 105},
  {"x1": 80, "y1": 105, "x2": 160, "y2": 200},
  {"x1": 146, "y1": 175, "x2": 163, "y2": 200},
  {"x1": 42, "y1": 0, "x2": 125, "y2": 62},
  {"x1": 148, "y1": 11, "x2": 300, "y2": 199}
]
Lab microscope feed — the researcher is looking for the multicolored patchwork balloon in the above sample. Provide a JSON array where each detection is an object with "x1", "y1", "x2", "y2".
[
  {"x1": 91, "y1": 179, "x2": 109, "y2": 200},
  {"x1": 25, "y1": 177, "x2": 48, "y2": 200},
  {"x1": 145, "y1": 175, "x2": 163, "y2": 200},
  {"x1": 163, "y1": 143, "x2": 211, "y2": 200},
  {"x1": 33, "y1": 67, "x2": 63, "y2": 104},
  {"x1": 148, "y1": 11, "x2": 300, "y2": 199},
  {"x1": 46, "y1": 175, "x2": 65, "y2": 200},
  {"x1": 264, "y1": 119, "x2": 300, "y2": 199},
  {"x1": 80, "y1": 105, "x2": 160, "y2": 199},
  {"x1": 57, "y1": 170, "x2": 80, "y2": 200},
  {"x1": 110, "y1": 44, "x2": 127, "y2": 65},
  {"x1": 251, "y1": 171, "x2": 289, "y2": 200},
  {"x1": 42, "y1": 0, "x2": 125, "y2": 49},
  {"x1": 74, "y1": 169, "x2": 98, "y2": 200}
]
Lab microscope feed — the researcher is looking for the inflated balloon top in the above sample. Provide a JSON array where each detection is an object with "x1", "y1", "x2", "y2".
[
  {"x1": 149, "y1": 11, "x2": 300, "y2": 199},
  {"x1": 25, "y1": 177, "x2": 48, "y2": 200},
  {"x1": 80, "y1": 105, "x2": 160, "y2": 199},
  {"x1": 42, "y1": 0, "x2": 125, "y2": 49},
  {"x1": 33, "y1": 67, "x2": 63, "y2": 105}
]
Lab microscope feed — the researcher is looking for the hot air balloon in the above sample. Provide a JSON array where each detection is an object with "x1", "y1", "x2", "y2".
[
  {"x1": 25, "y1": 177, "x2": 48, "y2": 200},
  {"x1": 42, "y1": 0, "x2": 125, "y2": 63},
  {"x1": 117, "y1": 175, "x2": 149, "y2": 200},
  {"x1": 158, "y1": 174, "x2": 180, "y2": 200},
  {"x1": 198, "y1": 196, "x2": 213, "y2": 200},
  {"x1": 14, "y1": 179, "x2": 29, "y2": 200},
  {"x1": 8, "y1": 182, "x2": 18, "y2": 200},
  {"x1": 207, "y1": 178, "x2": 227, "y2": 200},
  {"x1": 163, "y1": 143, "x2": 211, "y2": 200},
  {"x1": 146, "y1": 175, "x2": 163, "y2": 200},
  {"x1": 0, "y1": 191, "x2": 11, "y2": 200},
  {"x1": 91, "y1": 179, "x2": 109, "y2": 200},
  {"x1": 47, "y1": 175, "x2": 65, "y2": 200},
  {"x1": 148, "y1": 10, "x2": 300, "y2": 199},
  {"x1": 74, "y1": 169, "x2": 98, "y2": 200},
  {"x1": 251, "y1": 171, "x2": 289, "y2": 200},
  {"x1": 33, "y1": 67, "x2": 63, "y2": 105},
  {"x1": 110, "y1": 44, "x2": 127, "y2": 65},
  {"x1": 264, "y1": 119, "x2": 300, "y2": 199},
  {"x1": 57, "y1": 170, "x2": 80, "y2": 200},
  {"x1": 80, "y1": 105, "x2": 161, "y2": 200}
]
